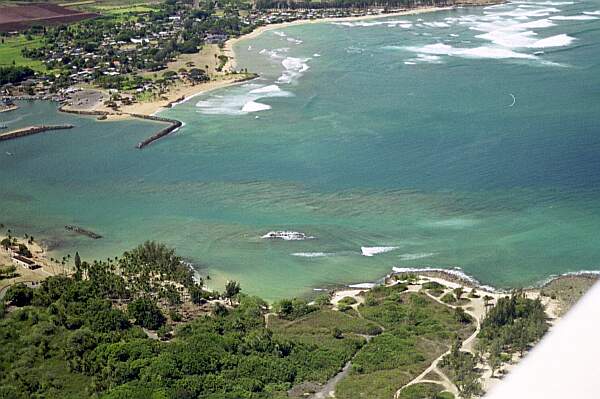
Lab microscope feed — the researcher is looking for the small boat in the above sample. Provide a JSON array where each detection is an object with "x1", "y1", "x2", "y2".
[
  {"x1": 6, "y1": 152, "x2": 13, "y2": 156},
  {"x1": 261, "y1": 231, "x2": 314, "y2": 240}
]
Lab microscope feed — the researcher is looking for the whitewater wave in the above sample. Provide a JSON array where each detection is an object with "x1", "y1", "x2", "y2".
[
  {"x1": 241, "y1": 101, "x2": 271, "y2": 113},
  {"x1": 348, "y1": 282, "x2": 377, "y2": 289},
  {"x1": 195, "y1": 83, "x2": 292, "y2": 115},
  {"x1": 277, "y1": 57, "x2": 310, "y2": 84},
  {"x1": 583, "y1": 10, "x2": 600, "y2": 15},
  {"x1": 401, "y1": 1, "x2": 583, "y2": 64},
  {"x1": 361, "y1": 246, "x2": 399, "y2": 257},
  {"x1": 406, "y1": 43, "x2": 535, "y2": 60}
]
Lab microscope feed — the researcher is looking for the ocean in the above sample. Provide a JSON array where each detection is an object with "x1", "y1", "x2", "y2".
[{"x1": 2, "y1": 0, "x2": 600, "y2": 301}]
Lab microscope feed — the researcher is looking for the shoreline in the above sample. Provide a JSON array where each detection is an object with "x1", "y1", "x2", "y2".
[
  {"x1": 223, "y1": 6, "x2": 455, "y2": 71},
  {"x1": 325, "y1": 266, "x2": 600, "y2": 302}
]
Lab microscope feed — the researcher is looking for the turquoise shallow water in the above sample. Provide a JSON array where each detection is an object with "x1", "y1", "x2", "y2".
[{"x1": 2, "y1": 1, "x2": 600, "y2": 301}]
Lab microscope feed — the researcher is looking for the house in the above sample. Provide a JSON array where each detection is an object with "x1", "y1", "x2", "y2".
[
  {"x1": 205, "y1": 34, "x2": 228, "y2": 44},
  {"x1": 11, "y1": 254, "x2": 40, "y2": 270}
]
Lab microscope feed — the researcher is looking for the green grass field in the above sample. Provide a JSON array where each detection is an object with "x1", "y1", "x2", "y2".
[
  {"x1": 0, "y1": 36, "x2": 46, "y2": 72},
  {"x1": 97, "y1": 5, "x2": 158, "y2": 14}
]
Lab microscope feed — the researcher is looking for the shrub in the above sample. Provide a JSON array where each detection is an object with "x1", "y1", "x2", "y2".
[
  {"x1": 422, "y1": 281, "x2": 444, "y2": 290},
  {"x1": 338, "y1": 296, "x2": 358, "y2": 306},
  {"x1": 441, "y1": 293, "x2": 457, "y2": 304},
  {"x1": 5, "y1": 283, "x2": 34, "y2": 306},
  {"x1": 128, "y1": 297, "x2": 166, "y2": 330}
]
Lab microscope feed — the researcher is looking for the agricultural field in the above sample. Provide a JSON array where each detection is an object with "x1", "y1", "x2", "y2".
[{"x1": 0, "y1": 3, "x2": 98, "y2": 32}]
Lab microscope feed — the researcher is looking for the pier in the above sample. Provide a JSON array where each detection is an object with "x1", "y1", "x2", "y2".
[
  {"x1": 0, "y1": 124, "x2": 74, "y2": 142},
  {"x1": 132, "y1": 114, "x2": 183, "y2": 149}
]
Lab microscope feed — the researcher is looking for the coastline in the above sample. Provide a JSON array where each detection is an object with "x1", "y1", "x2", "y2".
[
  {"x1": 74, "y1": 6, "x2": 456, "y2": 117},
  {"x1": 223, "y1": 6, "x2": 454, "y2": 70}
]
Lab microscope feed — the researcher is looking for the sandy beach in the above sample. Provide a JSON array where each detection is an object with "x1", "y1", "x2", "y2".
[{"x1": 119, "y1": 74, "x2": 255, "y2": 116}]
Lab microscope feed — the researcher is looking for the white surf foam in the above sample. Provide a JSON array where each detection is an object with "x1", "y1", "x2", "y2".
[
  {"x1": 277, "y1": 57, "x2": 310, "y2": 84},
  {"x1": 287, "y1": 37, "x2": 303, "y2": 44},
  {"x1": 249, "y1": 84, "x2": 284, "y2": 94},
  {"x1": 273, "y1": 31, "x2": 287, "y2": 37},
  {"x1": 241, "y1": 101, "x2": 271, "y2": 113},
  {"x1": 348, "y1": 282, "x2": 376, "y2": 289},
  {"x1": 407, "y1": 43, "x2": 536, "y2": 60},
  {"x1": 583, "y1": 10, "x2": 600, "y2": 15},
  {"x1": 361, "y1": 246, "x2": 399, "y2": 257},
  {"x1": 196, "y1": 83, "x2": 293, "y2": 115},
  {"x1": 532, "y1": 33, "x2": 575, "y2": 47}
]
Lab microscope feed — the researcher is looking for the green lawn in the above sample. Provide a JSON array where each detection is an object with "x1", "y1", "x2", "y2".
[{"x1": 0, "y1": 36, "x2": 46, "y2": 72}]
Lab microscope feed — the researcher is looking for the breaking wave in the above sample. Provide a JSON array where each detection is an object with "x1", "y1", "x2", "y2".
[
  {"x1": 195, "y1": 83, "x2": 293, "y2": 115},
  {"x1": 361, "y1": 246, "x2": 399, "y2": 257}
]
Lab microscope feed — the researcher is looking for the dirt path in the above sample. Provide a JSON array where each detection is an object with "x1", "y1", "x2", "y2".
[
  {"x1": 395, "y1": 287, "x2": 488, "y2": 398},
  {"x1": 310, "y1": 360, "x2": 353, "y2": 399}
]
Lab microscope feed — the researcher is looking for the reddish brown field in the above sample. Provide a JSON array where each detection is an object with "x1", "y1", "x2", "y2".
[{"x1": 0, "y1": 3, "x2": 98, "y2": 31}]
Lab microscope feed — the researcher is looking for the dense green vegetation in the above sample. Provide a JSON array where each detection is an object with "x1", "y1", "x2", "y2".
[
  {"x1": 0, "y1": 243, "x2": 364, "y2": 398},
  {"x1": 478, "y1": 292, "x2": 548, "y2": 358},
  {"x1": 0, "y1": 246, "x2": 474, "y2": 399},
  {"x1": 399, "y1": 383, "x2": 454, "y2": 399},
  {"x1": 0, "y1": 65, "x2": 34, "y2": 85},
  {"x1": 335, "y1": 284, "x2": 475, "y2": 399}
]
